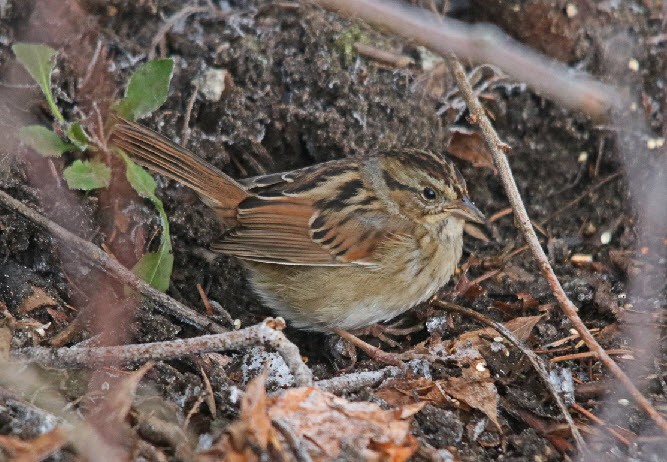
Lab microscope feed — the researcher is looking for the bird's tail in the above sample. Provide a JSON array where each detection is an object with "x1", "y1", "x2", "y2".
[{"x1": 110, "y1": 119, "x2": 248, "y2": 222}]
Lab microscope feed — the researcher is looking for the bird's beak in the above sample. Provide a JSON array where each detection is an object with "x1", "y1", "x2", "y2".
[{"x1": 451, "y1": 197, "x2": 485, "y2": 223}]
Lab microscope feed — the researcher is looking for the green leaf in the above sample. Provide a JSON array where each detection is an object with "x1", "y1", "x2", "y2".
[
  {"x1": 66, "y1": 122, "x2": 89, "y2": 151},
  {"x1": 12, "y1": 42, "x2": 64, "y2": 122},
  {"x1": 118, "y1": 149, "x2": 173, "y2": 291},
  {"x1": 63, "y1": 159, "x2": 111, "y2": 190},
  {"x1": 19, "y1": 125, "x2": 76, "y2": 157},
  {"x1": 131, "y1": 245, "x2": 174, "y2": 292},
  {"x1": 122, "y1": 153, "x2": 158, "y2": 201},
  {"x1": 113, "y1": 58, "x2": 174, "y2": 121}
]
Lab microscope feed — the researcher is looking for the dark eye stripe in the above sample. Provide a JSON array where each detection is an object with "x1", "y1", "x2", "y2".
[{"x1": 382, "y1": 170, "x2": 416, "y2": 193}]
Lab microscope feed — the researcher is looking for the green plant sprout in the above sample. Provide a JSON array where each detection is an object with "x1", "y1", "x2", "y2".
[{"x1": 13, "y1": 42, "x2": 175, "y2": 292}]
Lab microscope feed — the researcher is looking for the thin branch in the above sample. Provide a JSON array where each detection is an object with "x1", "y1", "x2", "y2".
[
  {"x1": 315, "y1": 366, "x2": 404, "y2": 394},
  {"x1": 314, "y1": 0, "x2": 621, "y2": 116},
  {"x1": 435, "y1": 300, "x2": 585, "y2": 450},
  {"x1": 11, "y1": 319, "x2": 312, "y2": 386},
  {"x1": 272, "y1": 418, "x2": 314, "y2": 462},
  {"x1": 148, "y1": 6, "x2": 221, "y2": 60},
  {"x1": 443, "y1": 54, "x2": 667, "y2": 437},
  {"x1": 0, "y1": 189, "x2": 226, "y2": 334}
]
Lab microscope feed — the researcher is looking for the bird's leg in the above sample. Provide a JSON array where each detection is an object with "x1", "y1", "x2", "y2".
[
  {"x1": 354, "y1": 319, "x2": 425, "y2": 348},
  {"x1": 333, "y1": 328, "x2": 408, "y2": 369}
]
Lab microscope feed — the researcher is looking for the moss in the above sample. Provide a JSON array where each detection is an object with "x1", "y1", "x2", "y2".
[{"x1": 333, "y1": 26, "x2": 368, "y2": 67}]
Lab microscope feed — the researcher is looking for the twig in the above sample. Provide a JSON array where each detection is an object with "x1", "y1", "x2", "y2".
[
  {"x1": 435, "y1": 300, "x2": 584, "y2": 449},
  {"x1": 148, "y1": 6, "x2": 219, "y2": 60},
  {"x1": 550, "y1": 349, "x2": 633, "y2": 364},
  {"x1": 272, "y1": 418, "x2": 314, "y2": 462},
  {"x1": 540, "y1": 172, "x2": 622, "y2": 227},
  {"x1": 571, "y1": 403, "x2": 632, "y2": 446},
  {"x1": 196, "y1": 283, "x2": 213, "y2": 316},
  {"x1": 0, "y1": 189, "x2": 226, "y2": 334},
  {"x1": 181, "y1": 81, "x2": 199, "y2": 147},
  {"x1": 354, "y1": 43, "x2": 414, "y2": 68},
  {"x1": 314, "y1": 0, "x2": 620, "y2": 116},
  {"x1": 444, "y1": 54, "x2": 667, "y2": 436},
  {"x1": 11, "y1": 319, "x2": 312, "y2": 386},
  {"x1": 315, "y1": 366, "x2": 404, "y2": 394}
]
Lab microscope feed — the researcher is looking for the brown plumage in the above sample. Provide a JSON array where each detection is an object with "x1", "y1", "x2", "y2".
[{"x1": 110, "y1": 120, "x2": 484, "y2": 330}]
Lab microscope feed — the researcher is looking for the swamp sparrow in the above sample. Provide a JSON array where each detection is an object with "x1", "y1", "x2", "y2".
[{"x1": 110, "y1": 121, "x2": 484, "y2": 331}]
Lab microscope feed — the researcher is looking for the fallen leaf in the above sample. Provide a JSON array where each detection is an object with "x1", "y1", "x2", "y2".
[
  {"x1": 456, "y1": 315, "x2": 543, "y2": 348},
  {"x1": 0, "y1": 428, "x2": 68, "y2": 462},
  {"x1": 376, "y1": 377, "x2": 449, "y2": 407},
  {"x1": 268, "y1": 387, "x2": 421, "y2": 462},
  {"x1": 516, "y1": 293, "x2": 540, "y2": 309},
  {"x1": 19, "y1": 286, "x2": 58, "y2": 313},
  {"x1": 447, "y1": 127, "x2": 496, "y2": 172},
  {"x1": 0, "y1": 327, "x2": 11, "y2": 360},
  {"x1": 100, "y1": 362, "x2": 154, "y2": 425},
  {"x1": 202, "y1": 382, "x2": 420, "y2": 461},
  {"x1": 201, "y1": 371, "x2": 276, "y2": 462},
  {"x1": 439, "y1": 345, "x2": 500, "y2": 429}
]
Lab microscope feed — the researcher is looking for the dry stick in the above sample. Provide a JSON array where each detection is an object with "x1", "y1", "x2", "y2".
[
  {"x1": 436, "y1": 300, "x2": 584, "y2": 449},
  {"x1": 315, "y1": 366, "x2": 403, "y2": 394},
  {"x1": 540, "y1": 172, "x2": 622, "y2": 227},
  {"x1": 314, "y1": 0, "x2": 620, "y2": 116},
  {"x1": 571, "y1": 403, "x2": 632, "y2": 447},
  {"x1": 272, "y1": 418, "x2": 314, "y2": 462},
  {"x1": 148, "y1": 6, "x2": 218, "y2": 60},
  {"x1": 444, "y1": 55, "x2": 667, "y2": 436},
  {"x1": 11, "y1": 319, "x2": 312, "y2": 386},
  {"x1": 0, "y1": 189, "x2": 225, "y2": 334}
]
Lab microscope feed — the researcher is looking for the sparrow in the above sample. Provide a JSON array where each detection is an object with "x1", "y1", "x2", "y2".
[{"x1": 110, "y1": 120, "x2": 484, "y2": 331}]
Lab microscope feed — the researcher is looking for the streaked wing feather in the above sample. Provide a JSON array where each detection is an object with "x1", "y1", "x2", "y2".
[{"x1": 213, "y1": 161, "x2": 409, "y2": 266}]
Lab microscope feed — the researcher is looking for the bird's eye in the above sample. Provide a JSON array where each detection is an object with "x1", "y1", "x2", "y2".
[{"x1": 421, "y1": 187, "x2": 437, "y2": 200}]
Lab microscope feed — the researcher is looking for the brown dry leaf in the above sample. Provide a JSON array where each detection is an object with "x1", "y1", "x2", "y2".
[
  {"x1": 200, "y1": 370, "x2": 277, "y2": 462},
  {"x1": 100, "y1": 362, "x2": 154, "y2": 424},
  {"x1": 516, "y1": 293, "x2": 540, "y2": 309},
  {"x1": 268, "y1": 387, "x2": 422, "y2": 462},
  {"x1": 456, "y1": 315, "x2": 543, "y2": 349},
  {"x1": 0, "y1": 327, "x2": 11, "y2": 361},
  {"x1": 0, "y1": 428, "x2": 68, "y2": 462},
  {"x1": 439, "y1": 345, "x2": 500, "y2": 429},
  {"x1": 435, "y1": 316, "x2": 542, "y2": 429},
  {"x1": 18, "y1": 286, "x2": 58, "y2": 313},
  {"x1": 376, "y1": 377, "x2": 449, "y2": 407},
  {"x1": 447, "y1": 127, "x2": 496, "y2": 172}
]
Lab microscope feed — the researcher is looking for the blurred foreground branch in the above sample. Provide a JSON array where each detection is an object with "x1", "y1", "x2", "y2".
[
  {"x1": 0, "y1": 189, "x2": 225, "y2": 334},
  {"x1": 11, "y1": 318, "x2": 313, "y2": 386},
  {"x1": 315, "y1": 0, "x2": 621, "y2": 116},
  {"x1": 443, "y1": 54, "x2": 667, "y2": 438}
]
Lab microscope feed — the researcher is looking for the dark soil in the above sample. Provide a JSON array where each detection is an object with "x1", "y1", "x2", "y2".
[{"x1": 1, "y1": 0, "x2": 666, "y2": 460}]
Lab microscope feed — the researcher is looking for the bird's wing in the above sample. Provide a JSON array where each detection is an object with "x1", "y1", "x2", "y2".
[{"x1": 213, "y1": 160, "x2": 411, "y2": 266}]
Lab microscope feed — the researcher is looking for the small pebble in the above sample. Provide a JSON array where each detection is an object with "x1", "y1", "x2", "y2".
[
  {"x1": 197, "y1": 68, "x2": 229, "y2": 102},
  {"x1": 618, "y1": 398, "x2": 630, "y2": 406},
  {"x1": 627, "y1": 58, "x2": 639, "y2": 72},
  {"x1": 565, "y1": 3, "x2": 578, "y2": 18},
  {"x1": 647, "y1": 138, "x2": 664, "y2": 149},
  {"x1": 600, "y1": 231, "x2": 612, "y2": 245}
]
